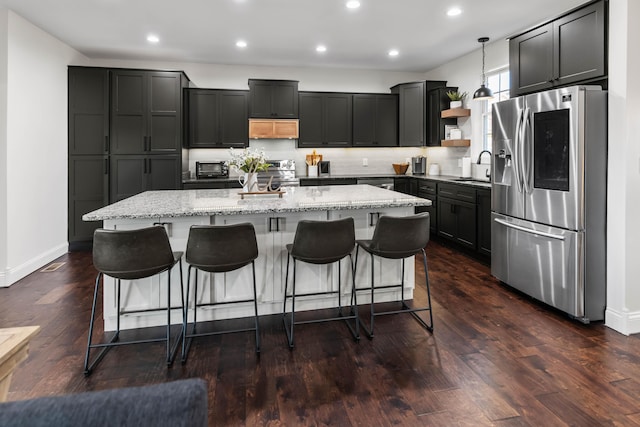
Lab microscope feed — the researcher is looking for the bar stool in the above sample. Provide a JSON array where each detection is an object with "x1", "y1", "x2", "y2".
[
  {"x1": 354, "y1": 212, "x2": 433, "y2": 338},
  {"x1": 181, "y1": 223, "x2": 260, "y2": 363},
  {"x1": 84, "y1": 225, "x2": 184, "y2": 375},
  {"x1": 282, "y1": 217, "x2": 359, "y2": 348}
]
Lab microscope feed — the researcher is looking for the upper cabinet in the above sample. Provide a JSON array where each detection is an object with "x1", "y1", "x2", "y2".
[
  {"x1": 249, "y1": 119, "x2": 299, "y2": 139},
  {"x1": 298, "y1": 92, "x2": 352, "y2": 148},
  {"x1": 352, "y1": 94, "x2": 398, "y2": 147},
  {"x1": 186, "y1": 89, "x2": 248, "y2": 148},
  {"x1": 509, "y1": 0, "x2": 607, "y2": 97},
  {"x1": 110, "y1": 70, "x2": 186, "y2": 154},
  {"x1": 248, "y1": 79, "x2": 299, "y2": 118},
  {"x1": 427, "y1": 86, "x2": 458, "y2": 147},
  {"x1": 391, "y1": 80, "x2": 447, "y2": 147}
]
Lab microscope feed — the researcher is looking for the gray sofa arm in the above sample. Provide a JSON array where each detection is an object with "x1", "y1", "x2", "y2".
[{"x1": 0, "y1": 378, "x2": 207, "y2": 427}]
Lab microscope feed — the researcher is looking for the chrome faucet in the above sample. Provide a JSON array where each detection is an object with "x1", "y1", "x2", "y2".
[{"x1": 477, "y1": 150, "x2": 492, "y2": 179}]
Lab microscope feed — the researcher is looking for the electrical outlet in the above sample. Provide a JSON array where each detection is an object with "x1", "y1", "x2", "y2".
[{"x1": 362, "y1": 158, "x2": 368, "y2": 167}]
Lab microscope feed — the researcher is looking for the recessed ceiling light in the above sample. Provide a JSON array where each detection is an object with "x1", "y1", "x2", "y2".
[
  {"x1": 236, "y1": 40, "x2": 247, "y2": 48},
  {"x1": 447, "y1": 7, "x2": 462, "y2": 17},
  {"x1": 316, "y1": 45, "x2": 327, "y2": 53},
  {"x1": 346, "y1": 1, "x2": 360, "y2": 9},
  {"x1": 146, "y1": 34, "x2": 159, "y2": 43},
  {"x1": 388, "y1": 49, "x2": 399, "y2": 57}
]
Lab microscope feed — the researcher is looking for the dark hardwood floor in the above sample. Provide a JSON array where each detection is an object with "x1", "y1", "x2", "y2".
[{"x1": 2, "y1": 240, "x2": 640, "y2": 426}]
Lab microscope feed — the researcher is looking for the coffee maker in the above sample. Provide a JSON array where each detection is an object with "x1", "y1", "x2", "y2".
[{"x1": 412, "y1": 156, "x2": 427, "y2": 175}]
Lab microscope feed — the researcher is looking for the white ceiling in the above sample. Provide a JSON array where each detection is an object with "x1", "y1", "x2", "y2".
[{"x1": 0, "y1": 0, "x2": 587, "y2": 72}]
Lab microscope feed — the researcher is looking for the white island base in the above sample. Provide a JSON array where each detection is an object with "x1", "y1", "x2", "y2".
[{"x1": 85, "y1": 186, "x2": 430, "y2": 331}]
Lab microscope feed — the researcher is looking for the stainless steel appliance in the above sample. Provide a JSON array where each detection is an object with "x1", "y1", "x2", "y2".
[
  {"x1": 257, "y1": 159, "x2": 299, "y2": 188},
  {"x1": 412, "y1": 156, "x2": 426, "y2": 175},
  {"x1": 491, "y1": 85, "x2": 607, "y2": 322},
  {"x1": 318, "y1": 161, "x2": 331, "y2": 176},
  {"x1": 196, "y1": 161, "x2": 228, "y2": 179}
]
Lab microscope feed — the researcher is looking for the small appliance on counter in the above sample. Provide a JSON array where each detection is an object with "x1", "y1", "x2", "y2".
[
  {"x1": 195, "y1": 161, "x2": 228, "y2": 179},
  {"x1": 412, "y1": 156, "x2": 427, "y2": 175},
  {"x1": 318, "y1": 161, "x2": 331, "y2": 176}
]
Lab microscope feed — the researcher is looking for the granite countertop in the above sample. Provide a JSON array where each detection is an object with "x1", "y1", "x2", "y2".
[{"x1": 83, "y1": 185, "x2": 431, "y2": 221}]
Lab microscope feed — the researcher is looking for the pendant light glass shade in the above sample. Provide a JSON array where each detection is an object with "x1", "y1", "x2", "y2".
[{"x1": 473, "y1": 37, "x2": 493, "y2": 100}]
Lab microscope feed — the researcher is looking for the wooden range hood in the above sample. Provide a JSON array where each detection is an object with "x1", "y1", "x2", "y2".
[{"x1": 249, "y1": 119, "x2": 299, "y2": 139}]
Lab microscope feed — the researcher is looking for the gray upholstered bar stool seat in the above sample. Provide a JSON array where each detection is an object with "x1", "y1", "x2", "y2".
[
  {"x1": 282, "y1": 217, "x2": 359, "y2": 348},
  {"x1": 85, "y1": 225, "x2": 184, "y2": 375},
  {"x1": 182, "y1": 223, "x2": 260, "y2": 362},
  {"x1": 354, "y1": 212, "x2": 433, "y2": 338}
]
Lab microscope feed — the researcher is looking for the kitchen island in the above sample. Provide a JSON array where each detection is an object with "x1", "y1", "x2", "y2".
[{"x1": 84, "y1": 185, "x2": 431, "y2": 331}]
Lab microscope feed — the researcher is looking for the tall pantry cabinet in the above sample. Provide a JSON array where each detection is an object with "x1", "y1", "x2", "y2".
[{"x1": 68, "y1": 66, "x2": 189, "y2": 250}]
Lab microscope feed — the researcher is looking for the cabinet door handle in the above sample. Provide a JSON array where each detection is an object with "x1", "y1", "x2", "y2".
[
  {"x1": 104, "y1": 136, "x2": 109, "y2": 152},
  {"x1": 104, "y1": 158, "x2": 109, "y2": 174},
  {"x1": 147, "y1": 158, "x2": 151, "y2": 174},
  {"x1": 143, "y1": 158, "x2": 147, "y2": 174},
  {"x1": 147, "y1": 136, "x2": 152, "y2": 151}
]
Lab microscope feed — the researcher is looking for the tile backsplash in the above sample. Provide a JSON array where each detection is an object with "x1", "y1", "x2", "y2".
[{"x1": 188, "y1": 140, "x2": 474, "y2": 178}]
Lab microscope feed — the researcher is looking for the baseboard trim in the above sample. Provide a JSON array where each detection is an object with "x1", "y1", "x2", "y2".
[
  {"x1": 605, "y1": 307, "x2": 640, "y2": 335},
  {"x1": 0, "y1": 243, "x2": 68, "y2": 288}
]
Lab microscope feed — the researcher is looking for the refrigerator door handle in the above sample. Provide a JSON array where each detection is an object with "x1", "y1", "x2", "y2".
[
  {"x1": 521, "y1": 107, "x2": 533, "y2": 194},
  {"x1": 494, "y1": 218, "x2": 566, "y2": 241},
  {"x1": 514, "y1": 108, "x2": 525, "y2": 194}
]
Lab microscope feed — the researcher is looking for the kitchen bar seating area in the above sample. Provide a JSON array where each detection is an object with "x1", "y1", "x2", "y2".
[{"x1": 78, "y1": 185, "x2": 432, "y2": 369}]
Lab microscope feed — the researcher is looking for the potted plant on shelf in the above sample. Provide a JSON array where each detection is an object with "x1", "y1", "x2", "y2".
[{"x1": 446, "y1": 90, "x2": 467, "y2": 109}]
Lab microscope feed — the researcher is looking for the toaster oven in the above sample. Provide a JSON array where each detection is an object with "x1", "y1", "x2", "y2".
[{"x1": 196, "y1": 161, "x2": 229, "y2": 179}]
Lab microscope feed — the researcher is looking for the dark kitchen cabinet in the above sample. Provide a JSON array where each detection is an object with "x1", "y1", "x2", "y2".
[
  {"x1": 298, "y1": 92, "x2": 352, "y2": 147},
  {"x1": 427, "y1": 86, "x2": 457, "y2": 146},
  {"x1": 416, "y1": 180, "x2": 437, "y2": 235},
  {"x1": 391, "y1": 80, "x2": 447, "y2": 146},
  {"x1": 248, "y1": 79, "x2": 299, "y2": 118},
  {"x1": 183, "y1": 181, "x2": 242, "y2": 190},
  {"x1": 300, "y1": 178, "x2": 357, "y2": 186},
  {"x1": 477, "y1": 188, "x2": 492, "y2": 257},
  {"x1": 509, "y1": 0, "x2": 606, "y2": 97},
  {"x1": 393, "y1": 177, "x2": 417, "y2": 196},
  {"x1": 437, "y1": 183, "x2": 477, "y2": 250},
  {"x1": 111, "y1": 70, "x2": 185, "y2": 154},
  {"x1": 352, "y1": 94, "x2": 398, "y2": 147},
  {"x1": 68, "y1": 67, "x2": 109, "y2": 250},
  {"x1": 187, "y1": 89, "x2": 248, "y2": 148},
  {"x1": 110, "y1": 155, "x2": 180, "y2": 202},
  {"x1": 68, "y1": 66, "x2": 189, "y2": 249}
]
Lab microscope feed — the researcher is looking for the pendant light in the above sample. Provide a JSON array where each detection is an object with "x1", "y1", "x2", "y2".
[{"x1": 473, "y1": 37, "x2": 493, "y2": 100}]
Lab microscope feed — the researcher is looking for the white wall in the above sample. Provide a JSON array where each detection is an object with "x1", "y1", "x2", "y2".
[
  {"x1": 605, "y1": 0, "x2": 640, "y2": 334},
  {"x1": 0, "y1": 10, "x2": 86, "y2": 287},
  {"x1": 424, "y1": 39, "x2": 510, "y2": 178},
  {"x1": 0, "y1": 10, "x2": 8, "y2": 284}
]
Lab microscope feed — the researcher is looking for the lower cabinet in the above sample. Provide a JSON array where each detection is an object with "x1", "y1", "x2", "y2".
[
  {"x1": 183, "y1": 181, "x2": 241, "y2": 190},
  {"x1": 68, "y1": 155, "x2": 108, "y2": 249},
  {"x1": 110, "y1": 155, "x2": 180, "y2": 202},
  {"x1": 416, "y1": 180, "x2": 437, "y2": 235},
  {"x1": 299, "y1": 178, "x2": 358, "y2": 186},
  {"x1": 437, "y1": 196, "x2": 477, "y2": 250},
  {"x1": 476, "y1": 188, "x2": 492, "y2": 256},
  {"x1": 436, "y1": 182, "x2": 477, "y2": 251}
]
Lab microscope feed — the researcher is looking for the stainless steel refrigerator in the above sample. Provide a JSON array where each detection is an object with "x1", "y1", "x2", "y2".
[{"x1": 491, "y1": 85, "x2": 607, "y2": 322}]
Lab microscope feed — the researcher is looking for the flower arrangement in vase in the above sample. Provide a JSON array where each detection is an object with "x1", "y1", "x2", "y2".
[
  {"x1": 446, "y1": 90, "x2": 467, "y2": 109},
  {"x1": 227, "y1": 147, "x2": 271, "y2": 192}
]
